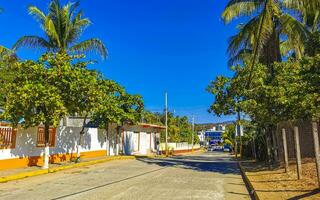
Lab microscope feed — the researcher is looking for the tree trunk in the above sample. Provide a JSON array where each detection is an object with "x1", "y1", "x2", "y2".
[
  {"x1": 271, "y1": 126, "x2": 279, "y2": 163},
  {"x1": 312, "y1": 122, "x2": 320, "y2": 188},
  {"x1": 282, "y1": 128, "x2": 289, "y2": 173},
  {"x1": 42, "y1": 123, "x2": 50, "y2": 169},
  {"x1": 105, "y1": 123, "x2": 110, "y2": 156},
  {"x1": 266, "y1": 129, "x2": 272, "y2": 169},
  {"x1": 236, "y1": 110, "x2": 241, "y2": 159},
  {"x1": 235, "y1": 134, "x2": 238, "y2": 159},
  {"x1": 76, "y1": 116, "x2": 87, "y2": 163},
  {"x1": 260, "y1": 27, "x2": 282, "y2": 67},
  {"x1": 294, "y1": 126, "x2": 302, "y2": 179},
  {"x1": 252, "y1": 137, "x2": 257, "y2": 161}
]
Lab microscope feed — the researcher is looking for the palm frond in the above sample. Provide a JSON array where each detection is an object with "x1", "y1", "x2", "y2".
[
  {"x1": 280, "y1": 14, "x2": 309, "y2": 58},
  {"x1": 69, "y1": 38, "x2": 107, "y2": 59},
  {"x1": 228, "y1": 48, "x2": 253, "y2": 66},
  {"x1": 28, "y1": 6, "x2": 46, "y2": 24},
  {"x1": 45, "y1": 18, "x2": 61, "y2": 48},
  {"x1": 0, "y1": 45, "x2": 13, "y2": 57},
  {"x1": 283, "y1": 0, "x2": 320, "y2": 31},
  {"x1": 228, "y1": 17, "x2": 259, "y2": 57},
  {"x1": 12, "y1": 36, "x2": 52, "y2": 51},
  {"x1": 222, "y1": 0, "x2": 262, "y2": 24}
]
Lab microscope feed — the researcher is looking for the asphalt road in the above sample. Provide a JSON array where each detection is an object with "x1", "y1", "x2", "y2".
[{"x1": 0, "y1": 152, "x2": 250, "y2": 200}]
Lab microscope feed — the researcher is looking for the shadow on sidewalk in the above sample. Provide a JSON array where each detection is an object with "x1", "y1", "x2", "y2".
[
  {"x1": 287, "y1": 189, "x2": 320, "y2": 200},
  {"x1": 136, "y1": 153, "x2": 241, "y2": 175}
]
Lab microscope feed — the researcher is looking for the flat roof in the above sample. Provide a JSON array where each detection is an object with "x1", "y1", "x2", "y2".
[{"x1": 138, "y1": 123, "x2": 166, "y2": 129}]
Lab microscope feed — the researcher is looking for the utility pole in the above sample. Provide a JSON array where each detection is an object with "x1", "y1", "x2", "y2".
[
  {"x1": 165, "y1": 92, "x2": 168, "y2": 157},
  {"x1": 192, "y1": 115, "x2": 194, "y2": 151}
]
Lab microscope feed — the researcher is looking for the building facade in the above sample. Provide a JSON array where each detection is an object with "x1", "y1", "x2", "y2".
[
  {"x1": 0, "y1": 118, "x2": 165, "y2": 170},
  {"x1": 197, "y1": 122, "x2": 231, "y2": 146}
]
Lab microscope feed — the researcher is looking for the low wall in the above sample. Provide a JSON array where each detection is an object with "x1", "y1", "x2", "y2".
[
  {"x1": 159, "y1": 142, "x2": 200, "y2": 154},
  {"x1": 0, "y1": 126, "x2": 108, "y2": 170},
  {"x1": 276, "y1": 120, "x2": 320, "y2": 161}
]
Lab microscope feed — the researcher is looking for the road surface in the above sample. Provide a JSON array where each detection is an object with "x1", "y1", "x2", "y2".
[{"x1": 0, "y1": 152, "x2": 250, "y2": 200}]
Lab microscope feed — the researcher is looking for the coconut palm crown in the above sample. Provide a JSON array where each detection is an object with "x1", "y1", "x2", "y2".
[
  {"x1": 13, "y1": 0, "x2": 107, "y2": 59},
  {"x1": 222, "y1": 0, "x2": 309, "y2": 66}
]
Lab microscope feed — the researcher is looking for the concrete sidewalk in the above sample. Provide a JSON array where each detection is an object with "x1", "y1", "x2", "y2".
[
  {"x1": 0, "y1": 155, "x2": 135, "y2": 183},
  {"x1": 0, "y1": 151, "x2": 250, "y2": 200},
  {"x1": 0, "y1": 149, "x2": 204, "y2": 183}
]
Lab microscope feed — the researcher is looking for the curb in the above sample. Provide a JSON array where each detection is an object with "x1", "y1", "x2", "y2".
[
  {"x1": 238, "y1": 162, "x2": 260, "y2": 200},
  {"x1": 0, "y1": 156, "x2": 135, "y2": 183}
]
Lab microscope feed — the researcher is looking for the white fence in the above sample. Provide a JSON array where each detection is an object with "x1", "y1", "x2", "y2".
[{"x1": 159, "y1": 142, "x2": 200, "y2": 151}]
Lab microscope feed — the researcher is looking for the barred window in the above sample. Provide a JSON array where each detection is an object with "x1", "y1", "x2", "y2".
[
  {"x1": 0, "y1": 126, "x2": 16, "y2": 149},
  {"x1": 37, "y1": 127, "x2": 56, "y2": 147}
]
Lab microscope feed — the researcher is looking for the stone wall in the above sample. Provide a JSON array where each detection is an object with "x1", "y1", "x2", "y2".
[{"x1": 276, "y1": 120, "x2": 320, "y2": 161}]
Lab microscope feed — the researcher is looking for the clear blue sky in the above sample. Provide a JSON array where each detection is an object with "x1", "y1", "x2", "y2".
[{"x1": 0, "y1": 0, "x2": 237, "y2": 123}]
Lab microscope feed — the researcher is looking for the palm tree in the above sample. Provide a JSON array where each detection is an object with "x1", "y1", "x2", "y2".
[
  {"x1": 283, "y1": 0, "x2": 320, "y2": 56},
  {"x1": 223, "y1": 0, "x2": 308, "y2": 67},
  {"x1": 13, "y1": 0, "x2": 107, "y2": 59}
]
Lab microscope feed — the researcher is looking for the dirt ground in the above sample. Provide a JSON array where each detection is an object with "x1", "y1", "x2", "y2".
[{"x1": 241, "y1": 159, "x2": 320, "y2": 200}]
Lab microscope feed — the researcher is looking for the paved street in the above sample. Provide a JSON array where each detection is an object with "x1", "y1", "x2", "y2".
[{"x1": 0, "y1": 152, "x2": 250, "y2": 200}]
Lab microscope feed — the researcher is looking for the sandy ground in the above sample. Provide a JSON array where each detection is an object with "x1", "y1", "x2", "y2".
[{"x1": 242, "y1": 159, "x2": 320, "y2": 200}]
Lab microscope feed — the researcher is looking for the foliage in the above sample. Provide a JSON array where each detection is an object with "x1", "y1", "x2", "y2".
[
  {"x1": 13, "y1": 0, "x2": 107, "y2": 59},
  {"x1": 143, "y1": 111, "x2": 198, "y2": 144},
  {"x1": 1, "y1": 54, "x2": 67, "y2": 128},
  {"x1": 91, "y1": 80, "x2": 143, "y2": 130}
]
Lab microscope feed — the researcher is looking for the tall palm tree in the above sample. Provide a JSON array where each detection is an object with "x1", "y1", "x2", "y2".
[
  {"x1": 283, "y1": 0, "x2": 320, "y2": 56},
  {"x1": 13, "y1": 0, "x2": 107, "y2": 59},
  {"x1": 223, "y1": 0, "x2": 308, "y2": 67}
]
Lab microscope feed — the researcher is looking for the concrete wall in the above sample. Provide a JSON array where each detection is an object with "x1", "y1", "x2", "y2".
[
  {"x1": 0, "y1": 121, "x2": 164, "y2": 169},
  {"x1": 159, "y1": 142, "x2": 201, "y2": 152},
  {"x1": 0, "y1": 126, "x2": 107, "y2": 161},
  {"x1": 276, "y1": 120, "x2": 320, "y2": 161},
  {"x1": 123, "y1": 131, "x2": 159, "y2": 155}
]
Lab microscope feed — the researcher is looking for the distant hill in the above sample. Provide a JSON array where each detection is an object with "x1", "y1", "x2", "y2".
[{"x1": 195, "y1": 121, "x2": 234, "y2": 132}]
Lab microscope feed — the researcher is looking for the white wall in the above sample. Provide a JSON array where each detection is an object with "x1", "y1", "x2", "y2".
[
  {"x1": 0, "y1": 126, "x2": 107, "y2": 161},
  {"x1": 159, "y1": 142, "x2": 201, "y2": 151},
  {"x1": 123, "y1": 131, "x2": 159, "y2": 155},
  {"x1": 1, "y1": 124, "x2": 163, "y2": 160}
]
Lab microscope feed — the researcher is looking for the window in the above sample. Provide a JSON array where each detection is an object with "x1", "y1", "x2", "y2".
[
  {"x1": 0, "y1": 126, "x2": 16, "y2": 149},
  {"x1": 37, "y1": 127, "x2": 56, "y2": 147}
]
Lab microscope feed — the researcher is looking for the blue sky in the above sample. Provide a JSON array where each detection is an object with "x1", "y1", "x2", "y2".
[{"x1": 0, "y1": 0, "x2": 237, "y2": 123}]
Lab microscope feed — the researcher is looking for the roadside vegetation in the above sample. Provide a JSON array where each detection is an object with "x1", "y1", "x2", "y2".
[
  {"x1": 142, "y1": 111, "x2": 199, "y2": 144},
  {"x1": 208, "y1": 0, "x2": 320, "y2": 161},
  {"x1": 208, "y1": 0, "x2": 320, "y2": 198},
  {"x1": 0, "y1": 0, "x2": 199, "y2": 168},
  {"x1": 0, "y1": 0, "x2": 142, "y2": 168}
]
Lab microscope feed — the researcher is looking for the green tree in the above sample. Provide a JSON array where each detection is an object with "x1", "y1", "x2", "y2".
[
  {"x1": 13, "y1": 0, "x2": 107, "y2": 59},
  {"x1": 56, "y1": 64, "x2": 101, "y2": 162},
  {"x1": 222, "y1": 0, "x2": 308, "y2": 68},
  {"x1": 92, "y1": 80, "x2": 143, "y2": 156},
  {"x1": 1, "y1": 56, "x2": 67, "y2": 169}
]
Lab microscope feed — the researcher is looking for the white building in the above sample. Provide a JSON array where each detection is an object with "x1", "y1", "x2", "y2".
[{"x1": 0, "y1": 118, "x2": 165, "y2": 170}]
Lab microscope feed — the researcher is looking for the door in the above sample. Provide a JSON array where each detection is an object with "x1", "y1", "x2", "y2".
[{"x1": 133, "y1": 132, "x2": 139, "y2": 152}]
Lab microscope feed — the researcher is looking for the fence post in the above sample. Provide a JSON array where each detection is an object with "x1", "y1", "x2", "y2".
[
  {"x1": 294, "y1": 126, "x2": 302, "y2": 179},
  {"x1": 282, "y1": 128, "x2": 289, "y2": 173},
  {"x1": 312, "y1": 122, "x2": 320, "y2": 188},
  {"x1": 272, "y1": 128, "x2": 279, "y2": 163},
  {"x1": 266, "y1": 132, "x2": 272, "y2": 169}
]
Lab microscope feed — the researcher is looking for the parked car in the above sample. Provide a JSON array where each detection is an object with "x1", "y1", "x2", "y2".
[{"x1": 223, "y1": 145, "x2": 231, "y2": 152}]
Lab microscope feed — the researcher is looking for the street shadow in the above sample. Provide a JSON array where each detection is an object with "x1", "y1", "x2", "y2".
[
  {"x1": 136, "y1": 154, "x2": 241, "y2": 175},
  {"x1": 287, "y1": 189, "x2": 320, "y2": 200},
  {"x1": 252, "y1": 179, "x2": 294, "y2": 183},
  {"x1": 256, "y1": 189, "x2": 315, "y2": 193}
]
